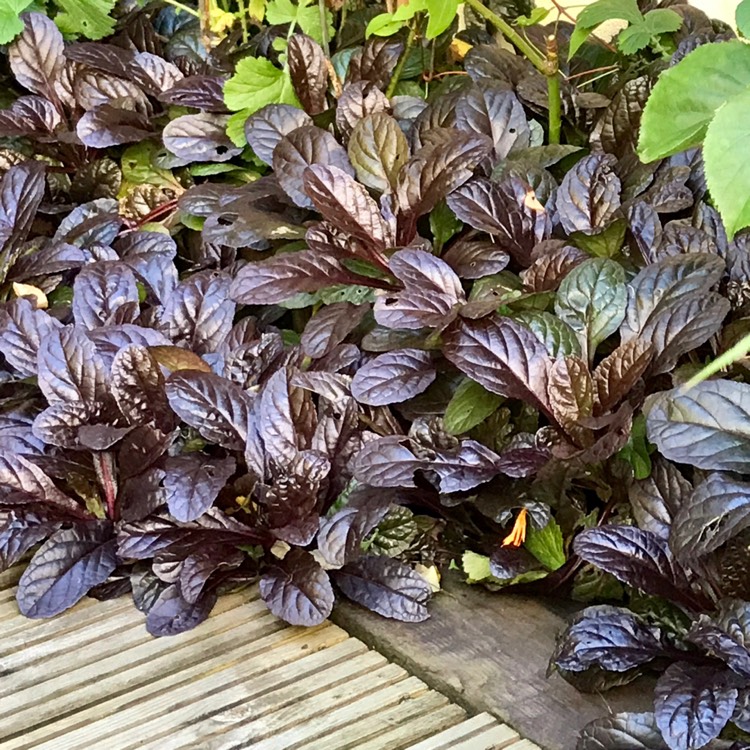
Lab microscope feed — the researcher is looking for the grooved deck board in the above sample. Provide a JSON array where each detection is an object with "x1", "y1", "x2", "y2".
[{"x1": 1, "y1": 566, "x2": 543, "y2": 749}]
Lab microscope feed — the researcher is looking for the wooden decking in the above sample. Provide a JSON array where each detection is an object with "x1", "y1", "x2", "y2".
[{"x1": 0, "y1": 563, "x2": 539, "y2": 750}]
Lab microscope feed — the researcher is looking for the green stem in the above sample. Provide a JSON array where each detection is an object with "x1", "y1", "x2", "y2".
[
  {"x1": 339, "y1": 0, "x2": 347, "y2": 36},
  {"x1": 319, "y1": 0, "x2": 330, "y2": 57},
  {"x1": 547, "y1": 71, "x2": 561, "y2": 144},
  {"x1": 545, "y1": 34, "x2": 561, "y2": 144},
  {"x1": 161, "y1": 0, "x2": 200, "y2": 17},
  {"x1": 462, "y1": 0, "x2": 546, "y2": 72},
  {"x1": 385, "y1": 25, "x2": 416, "y2": 99},
  {"x1": 237, "y1": 0, "x2": 249, "y2": 43}
]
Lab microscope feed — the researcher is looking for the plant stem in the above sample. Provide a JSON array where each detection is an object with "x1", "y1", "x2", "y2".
[
  {"x1": 160, "y1": 0, "x2": 200, "y2": 17},
  {"x1": 545, "y1": 34, "x2": 561, "y2": 145},
  {"x1": 385, "y1": 25, "x2": 416, "y2": 99},
  {"x1": 462, "y1": 0, "x2": 546, "y2": 72},
  {"x1": 237, "y1": 0, "x2": 249, "y2": 43},
  {"x1": 319, "y1": 0, "x2": 330, "y2": 57}
]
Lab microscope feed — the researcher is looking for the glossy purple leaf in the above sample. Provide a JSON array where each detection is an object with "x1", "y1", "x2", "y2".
[
  {"x1": 161, "y1": 271, "x2": 235, "y2": 356},
  {"x1": 442, "y1": 316, "x2": 552, "y2": 416},
  {"x1": 244, "y1": 104, "x2": 313, "y2": 166},
  {"x1": 17, "y1": 522, "x2": 117, "y2": 618},
  {"x1": 0, "y1": 510, "x2": 59, "y2": 571},
  {"x1": 654, "y1": 663, "x2": 737, "y2": 750},
  {"x1": 145, "y1": 583, "x2": 217, "y2": 636},
  {"x1": 165, "y1": 371, "x2": 252, "y2": 451},
  {"x1": 163, "y1": 454, "x2": 236, "y2": 523},
  {"x1": 260, "y1": 548, "x2": 334, "y2": 626},
  {"x1": 333, "y1": 555, "x2": 431, "y2": 622},
  {"x1": 351, "y1": 349, "x2": 435, "y2": 406},
  {"x1": 273, "y1": 125, "x2": 354, "y2": 209},
  {"x1": 163, "y1": 113, "x2": 242, "y2": 163},
  {"x1": 0, "y1": 298, "x2": 61, "y2": 377},
  {"x1": 230, "y1": 250, "x2": 353, "y2": 305},
  {"x1": 373, "y1": 248, "x2": 464, "y2": 330},
  {"x1": 72, "y1": 261, "x2": 140, "y2": 330}
]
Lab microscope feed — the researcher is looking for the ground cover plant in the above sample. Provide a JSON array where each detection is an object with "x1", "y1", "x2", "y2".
[{"x1": 2, "y1": 0, "x2": 750, "y2": 747}]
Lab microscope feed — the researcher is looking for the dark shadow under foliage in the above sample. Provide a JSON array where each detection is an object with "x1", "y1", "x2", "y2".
[{"x1": 1, "y1": 2, "x2": 750, "y2": 748}]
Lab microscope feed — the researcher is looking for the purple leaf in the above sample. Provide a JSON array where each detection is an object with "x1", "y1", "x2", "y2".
[
  {"x1": 145, "y1": 583, "x2": 218, "y2": 636},
  {"x1": 72, "y1": 261, "x2": 140, "y2": 330},
  {"x1": 244, "y1": 104, "x2": 312, "y2": 166},
  {"x1": 333, "y1": 555, "x2": 431, "y2": 622},
  {"x1": 301, "y1": 302, "x2": 368, "y2": 359},
  {"x1": 163, "y1": 454, "x2": 236, "y2": 523},
  {"x1": 273, "y1": 125, "x2": 354, "y2": 209},
  {"x1": 0, "y1": 510, "x2": 59, "y2": 571},
  {"x1": 303, "y1": 164, "x2": 394, "y2": 250},
  {"x1": 654, "y1": 663, "x2": 736, "y2": 750},
  {"x1": 165, "y1": 371, "x2": 252, "y2": 451},
  {"x1": 260, "y1": 548, "x2": 334, "y2": 626},
  {"x1": 0, "y1": 298, "x2": 61, "y2": 377},
  {"x1": 8, "y1": 13, "x2": 64, "y2": 105},
  {"x1": 163, "y1": 113, "x2": 242, "y2": 162},
  {"x1": 351, "y1": 349, "x2": 435, "y2": 406},
  {"x1": 37, "y1": 325, "x2": 108, "y2": 407},
  {"x1": 161, "y1": 271, "x2": 235, "y2": 355},
  {"x1": 373, "y1": 248, "x2": 465, "y2": 330},
  {"x1": 287, "y1": 34, "x2": 328, "y2": 115},
  {"x1": 17, "y1": 522, "x2": 117, "y2": 618},
  {"x1": 442, "y1": 316, "x2": 552, "y2": 416},
  {"x1": 230, "y1": 249, "x2": 353, "y2": 305}
]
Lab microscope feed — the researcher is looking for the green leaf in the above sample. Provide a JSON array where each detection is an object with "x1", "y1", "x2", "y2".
[
  {"x1": 571, "y1": 219, "x2": 626, "y2": 259},
  {"x1": 638, "y1": 40, "x2": 750, "y2": 162},
  {"x1": 266, "y1": 0, "x2": 334, "y2": 45},
  {"x1": 121, "y1": 143, "x2": 178, "y2": 190},
  {"x1": 461, "y1": 551, "x2": 493, "y2": 583},
  {"x1": 738, "y1": 0, "x2": 750, "y2": 37},
  {"x1": 226, "y1": 110, "x2": 251, "y2": 147},
  {"x1": 554, "y1": 258, "x2": 627, "y2": 363},
  {"x1": 616, "y1": 9, "x2": 681, "y2": 55},
  {"x1": 366, "y1": 506, "x2": 418, "y2": 556},
  {"x1": 577, "y1": 0, "x2": 642, "y2": 27},
  {"x1": 512, "y1": 311, "x2": 582, "y2": 358},
  {"x1": 429, "y1": 200, "x2": 462, "y2": 253},
  {"x1": 515, "y1": 7, "x2": 550, "y2": 27},
  {"x1": 569, "y1": 0, "x2": 642, "y2": 58},
  {"x1": 366, "y1": 14, "x2": 406, "y2": 37},
  {"x1": 703, "y1": 87, "x2": 750, "y2": 239},
  {"x1": 55, "y1": 0, "x2": 116, "y2": 39},
  {"x1": 444, "y1": 378, "x2": 504, "y2": 435},
  {"x1": 617, "y1": 413, "x2": 653, "y2": 480},
  {"x1": 616, "y1": 25, "x2": 652, "y2": 56},
  {"x1": 425, "y1": 0, "x2": 458, "y2": 39},
  {"x1": 642, "y1": 8, "x2": 681, "y2": 35},
  {"x1": 0, "y1": 0, "x2": 31, "y2": 44},
  {"x1": 525, "y1": 518, "x2": 565, "y2": 571},
  {"x1": 223, "y1": 56, "x2": 301, "y2": 115}
]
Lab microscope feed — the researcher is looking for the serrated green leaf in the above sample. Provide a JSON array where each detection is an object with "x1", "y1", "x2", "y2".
[
  {"x1": 121, "y1": 143, "x2": 178, "y2": 190},
  {"x1": 266, "y1": 0, "x2": 333, "y2": 44},
  {"x1": 525, "y1": 518, "x2": 565, "y2": 571},
  {"x1": 0, "y1": 0, "x2": 31, "y2": 44},
  {"x1": 638, "y1": 40, "x2": 750, "y2": 162},
  {"x1": 55, "y1": 0, "x2": 116, "y2": 39},
  {"x1": 738, "y1": 0, "x2": 750, "y2": 37},
  {"x1": 703, "y1": 87, "x2": 750, "y2": 239},
  {"x1": 461, "y1": 550, "x2": 493, "y2": 583},
  {"x1": 444, "y1": 378, "x2": 504, "y2": 435},
  {"x1": 616, "y1": 25, "x2": 652, "y2": 55},
  {"x1": 642, "y1": 8, "x2": 681, "y2": 35},
  {"x1": 577, "y1": 0, "x2": 642, "y2": 26},
  {"x1": 223, "y1": 56, "x2": 301, "y2": 116},
  {"x1": 425, "y1": 0, "x2": 457, "y2": 39}
]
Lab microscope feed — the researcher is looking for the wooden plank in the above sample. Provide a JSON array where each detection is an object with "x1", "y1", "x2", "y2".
[
  {"x1": 506, "y1": 740, "x2": 543, "y2": 750},
  {"x1": 405, "y1": 713, "x2": 501, "y2": 750},
  {"x1": 245, "y1": 674, "x2": 431, "y2": 750},
  {"x1": 312, "y1": 693, "x2": 465, "y2": 750},
  {"x1": 0, "y1": 563, "x2": 25, "y2": 590},
  {"x1": 114, "y1": 638, "x2": 386, "y2": 750},
  {"x1": 6, "y1": 623, "x2": 345, "y2": 750},
  {"x1": 332, "y1": 572, "x2": 653, "y2": 750},
  {"x1": 447, "y1": 724, "x2": 522, "y2": 750},
  {"x1": 0, "y1": 595, "x2": 128, "y2": 649},
  {"x1": 0, "y1": 593, "x2": 252, "y2": 698}
]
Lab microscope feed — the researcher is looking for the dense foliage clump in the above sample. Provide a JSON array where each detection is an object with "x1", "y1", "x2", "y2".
[{"x1": 2, "y1": 0, "x2": 750, "y2": 747}]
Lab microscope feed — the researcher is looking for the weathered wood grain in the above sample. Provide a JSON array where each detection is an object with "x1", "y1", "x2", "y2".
[{"x1": 331, "y1": 572, "x2": 653, "y2": 750}]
